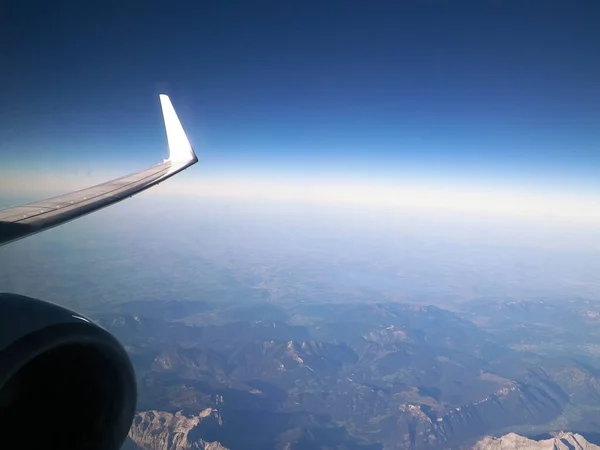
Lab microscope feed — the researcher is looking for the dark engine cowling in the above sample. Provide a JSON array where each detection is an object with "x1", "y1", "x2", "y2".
[{"x1": 0, "y1": 293, "x2": 136, "y2": 449}]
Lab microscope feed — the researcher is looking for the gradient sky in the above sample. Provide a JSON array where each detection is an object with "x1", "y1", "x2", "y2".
[{"x1": 2, "y1": 1, "x2": 600, "y2": 221}]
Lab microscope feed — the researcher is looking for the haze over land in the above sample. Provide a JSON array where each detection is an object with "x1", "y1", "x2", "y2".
[{"x1": 2, "y1": 193, "x2": 600, "y2": 312}]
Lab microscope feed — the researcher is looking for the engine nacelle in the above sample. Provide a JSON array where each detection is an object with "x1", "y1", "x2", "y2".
[{"x1": 0, "y1": 293, "x2": 136, "y2": 449}]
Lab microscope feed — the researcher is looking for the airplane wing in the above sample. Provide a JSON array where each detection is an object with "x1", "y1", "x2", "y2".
[{"x1": 0, "y1": 94, "x2": 198, "y2": 247}]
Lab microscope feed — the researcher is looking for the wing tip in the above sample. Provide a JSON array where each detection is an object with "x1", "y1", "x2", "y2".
[{"x1": 158, "y1": 94, "x2": 198, "y2": 164}]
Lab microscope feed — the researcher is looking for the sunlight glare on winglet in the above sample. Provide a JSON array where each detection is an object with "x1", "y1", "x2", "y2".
[{"x1": 159, "y1": 94, "x2": 197, "y2": 163}]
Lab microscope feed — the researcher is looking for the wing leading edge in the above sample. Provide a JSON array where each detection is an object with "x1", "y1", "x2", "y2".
[{"x1": 0, "y1": 94, "x2": 198, "y2": 247}]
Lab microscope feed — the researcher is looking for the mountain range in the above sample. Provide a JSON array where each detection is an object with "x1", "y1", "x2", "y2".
[{"x1": 94, "y1": 298, "x2": 600, "y2": 449}]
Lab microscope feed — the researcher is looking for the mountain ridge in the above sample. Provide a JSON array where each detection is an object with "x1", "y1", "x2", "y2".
[{"x1": 473, "y1": 432, "x2": 600, "y2": 450}]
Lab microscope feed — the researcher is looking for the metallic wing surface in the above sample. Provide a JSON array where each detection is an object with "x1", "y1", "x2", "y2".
[{"x1": 0, "y1": 94, "x2": 198, "y2": 247}]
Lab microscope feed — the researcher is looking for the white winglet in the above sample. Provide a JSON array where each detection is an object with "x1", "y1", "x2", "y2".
[{"x1": 159, "y1": 94, "x2": 197, "y2": 163}]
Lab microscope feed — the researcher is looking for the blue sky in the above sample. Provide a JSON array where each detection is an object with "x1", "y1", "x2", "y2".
[{"x1": 2, "y1": 1, "x2": 600, "y2": 209}]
